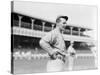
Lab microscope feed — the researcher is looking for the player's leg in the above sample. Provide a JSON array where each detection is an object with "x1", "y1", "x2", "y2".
[
  {"x1": 68, "y1": 56, "x2": 74, "y2": 71},
  {"x1": 47, "y1": 58, "x2": 64, "y2": 72},
  {"x1": 47, "y1": 53, "x2": 65, "y2": 72}
]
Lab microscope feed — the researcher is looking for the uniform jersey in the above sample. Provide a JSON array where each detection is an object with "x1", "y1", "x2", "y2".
[
  {"x1": 67, "y1": 45, "x2": 76, "y2": 54},
  {"x1": 41, "y1": 28, "x2": 66, "y2": 52},
  {"x1": 67, "y1": 45, "x2": 76, "y2": 57}
]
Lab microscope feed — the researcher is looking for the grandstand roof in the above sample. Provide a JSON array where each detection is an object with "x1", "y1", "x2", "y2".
[
  {"x1": 12, "y1": 12, "x2": 92, "y2": 30},
  {"x1": 13, "y1": 1, "x2": 97, "y2": 30}
]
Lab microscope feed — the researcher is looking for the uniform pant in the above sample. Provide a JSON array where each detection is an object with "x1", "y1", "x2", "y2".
[{"x1": 47, "y1": 58, "x2": 64, "y2": 72}]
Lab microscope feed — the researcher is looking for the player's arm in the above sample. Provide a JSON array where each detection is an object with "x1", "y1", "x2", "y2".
[
  {"x1": 40, "y1": 39, "x2": 60, "y2": 59},
  {"x1": 39, "y1": 39, "x2": 54, "y2": 55},
  {"x1": 39, "y1": 32, "x2": 56, "y2": 55}
]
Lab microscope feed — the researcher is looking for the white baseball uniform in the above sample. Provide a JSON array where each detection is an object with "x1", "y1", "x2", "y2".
[
  {"x1": 41, "y1": 28, "x2": 66, "y2": 52},
  {"x1": 40, "y1": 27, "x2": 66, "y2": 72}
]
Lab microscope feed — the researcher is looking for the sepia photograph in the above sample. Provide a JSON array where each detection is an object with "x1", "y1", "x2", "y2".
[{"x1": 11, "y1": 1, "x2": 98, "y2": 74}]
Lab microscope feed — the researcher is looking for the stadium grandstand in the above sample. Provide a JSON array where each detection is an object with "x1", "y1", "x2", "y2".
[
  {"x1": 12, "y1": 12, "x2": 94, "y2": 53},
  {"x1": 11, "y1": 12, "x2": 96, "y2": 74}
]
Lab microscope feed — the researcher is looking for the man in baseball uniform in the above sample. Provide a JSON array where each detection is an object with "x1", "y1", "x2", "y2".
[
  {"x1": 39, "y1": 16, "x2": 68, "y2": 72},
  {"x1": 67, "y1": 41, "x2": 76, "y2": 71}
]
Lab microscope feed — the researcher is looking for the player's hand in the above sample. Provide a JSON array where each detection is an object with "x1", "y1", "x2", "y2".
[
  {"x1": 48, "y1": 50, "x2": 58, "y2": 59},
  {"x1": 48, "y1": 49, "x2": 66, "y2": 61},
  {"x1": 69, "y1": 52, "x2": 76, "y2": 58},
  {"x1": 56, "y1": 51, "x2": 66, "y2": 62}
]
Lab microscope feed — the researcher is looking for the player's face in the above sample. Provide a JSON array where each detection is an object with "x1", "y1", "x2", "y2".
[{"x1": 58, "y1": 18, "x2": 67, "y2": 31}]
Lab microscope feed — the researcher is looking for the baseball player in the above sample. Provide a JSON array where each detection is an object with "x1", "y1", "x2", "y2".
[
  {"x1": 39, "y1": 16, "x2": 68, "y2": 72},
  {"x1": 67, "y1": 41, "x2": 76, "y2": 71}
]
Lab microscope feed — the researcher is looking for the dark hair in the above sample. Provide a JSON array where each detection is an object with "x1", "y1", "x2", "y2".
[{"x1": 56, "y1": 16, "x2": 68, "y2": 23}]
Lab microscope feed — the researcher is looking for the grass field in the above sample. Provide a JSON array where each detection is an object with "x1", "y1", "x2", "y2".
[{"x1": 13, "y1": 54, "x2": 96, "y2": 74}]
